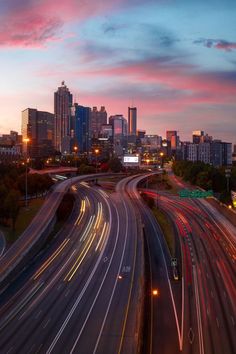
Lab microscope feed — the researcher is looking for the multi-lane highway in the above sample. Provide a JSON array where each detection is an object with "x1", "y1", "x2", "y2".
[
  {"x1": 0, "y1": 171, "x2": 235, "y2": 354},
  {"x1": 125, "y1": 175, "x2": 182, "y2": 354},
  {"x1": 0, "y1": 177, "x2": 143, "y2": 354},
  {"x1": 0, "y1": 173, "x2": 122, "y2": 286},
  {"x1": 140, "y1": 184, "x2": 236, "y2": 354}
]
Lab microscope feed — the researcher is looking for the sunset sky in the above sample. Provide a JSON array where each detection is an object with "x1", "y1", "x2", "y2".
[{"x1": 0, "y1": 0, "x2": 236, "y2": 142}]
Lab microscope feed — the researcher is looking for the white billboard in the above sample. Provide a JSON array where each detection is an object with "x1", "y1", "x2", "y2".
[{"x1": 124, "y1": 156, "x2": 139, "y2": 163}]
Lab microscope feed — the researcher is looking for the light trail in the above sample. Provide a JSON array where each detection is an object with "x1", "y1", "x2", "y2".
[{"x1": 33, "y1": 239, "x2": 70, "y2": 280}]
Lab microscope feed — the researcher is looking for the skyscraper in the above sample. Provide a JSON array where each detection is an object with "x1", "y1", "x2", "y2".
[
  {"x1": 90, "y1": 106, "x2": 107, "y2": 138},
  {"x1": 109, "y1": 115, "x2": 127, "y2": 156},
  {"x1": 192, "y1": 130, "x2": 204, "y2": 144},
  {"x1": 166, "y1": 130, "x2": 179, "y2": 155},
  {"x1": 128, "y1": 107, "x2": 137, "y2": 136},
  {"x1": 54, "y1": 81, "x2": 73, "y2": 152},
  {"x1": 21, "y1": 108, "x2": 54, "y2": 157},
  {"x1": 74, "y1": 104, "x2": 91, "y2": 154}
]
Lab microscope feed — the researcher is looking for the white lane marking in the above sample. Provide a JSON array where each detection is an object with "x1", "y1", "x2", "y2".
[
  {"x1": 43, "y1": 318, "x2": 51, "y2": 329},
  {"x1": 30, "y1": 344, "x2": 35, "y2": 352},
  {"x1": 193, "y1": 266, "x2": 205, "y2": 354},
  {"x1": 6, "y1": 347, "x2": 14, "y2": 354},
  {"x1": 46, "y1": 191, "x2": 112, "y2": 354},
  {"x1": 65, "y1": 290, "x2": 70, "y2": 297},
  {"x1": 231, "y1": 316, "x2": 235, "y2": 326},
  {"x1": 57, "y1": 284, "x2": 62, "y2": 291},
  {"x1": 216, "y1": 317, "x2": 220, "y2": 328},
  {"x1": 35, "y1": 310, "x2": 42, "y2": 319}
]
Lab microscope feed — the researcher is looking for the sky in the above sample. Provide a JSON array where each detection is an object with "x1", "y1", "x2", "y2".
[{"x1": 0, "y1": 0, "x2": 236, "y2": 143}]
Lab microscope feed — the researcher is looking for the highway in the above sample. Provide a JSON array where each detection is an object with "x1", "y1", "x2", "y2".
[
  {"x1": 0, "y1": 173, "x2": 122, "y2": 286},
  {"x1": 141, "y1": 185, "x2": 236, "y2": 354},
  {"x1": 124, "y1": 175, "x2": 182, "y2": 354},
  {"x1": 0, "y1": 177, "x2": 143, "y2": 354},
  {"x1": 1, "y1": 171, "x2": 234, "y2": 354}
]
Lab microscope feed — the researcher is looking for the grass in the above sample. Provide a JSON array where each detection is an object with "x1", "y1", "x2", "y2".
[
  {"x1": 0, "y1": 198, "x2": 45, "y2": 244},
  {"x1": 152, "y1": 207, "x2": 175, "y2": 256},
  {"x1": 147, "y1": 174, "x2": 178, "y2": 195}
]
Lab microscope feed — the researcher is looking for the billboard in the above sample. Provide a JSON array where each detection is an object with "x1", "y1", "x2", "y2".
[{"x1": 124, "y1": 156, "x2": 139, "y2": 163}]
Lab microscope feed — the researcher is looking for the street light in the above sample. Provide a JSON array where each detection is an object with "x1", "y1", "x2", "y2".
[
  {"x1": 23, "y1": 138, "x2": 30, "y2": 208},
  {"x1": 73, "y1": 146, "x2": 78, "y2": 170},
  {"x1": 146, "y1": 159, "x2": 150, "y2": 189},
  {"x1": 95, "y1": 148, "x2": 99, "y2": 174},
  {"x1": 160, "y1": 151, "x2": 164, "y2": 168}
]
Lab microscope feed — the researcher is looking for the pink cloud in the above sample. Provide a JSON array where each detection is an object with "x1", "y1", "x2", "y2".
[
  {"x1": 194, "y1": 38, "x2": 236, "y2": 52},
  {"x1": 80, "y1": 59, "x2": 236, "y2": 105},
  {"x1": 0, "y1": 0, "x2": 136, "y2": 47},
  {"x1": 0, "y1": 15, "x2": 63, "y2": 47},
  {"x1": 215, "y1": 41, "x2": 236, "y2": 51}
]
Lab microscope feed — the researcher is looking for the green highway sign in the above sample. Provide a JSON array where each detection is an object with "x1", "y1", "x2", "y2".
[{"x1": 179, "y1": 189, "x2": 213, "y2": 198}]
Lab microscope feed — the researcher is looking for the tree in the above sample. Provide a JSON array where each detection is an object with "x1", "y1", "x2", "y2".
[
  {"x1": 108, "y1": 158, "x2": 122, "y2": 173},
  {"x1": 4, "y1": 190, "x2": 21, "y2": 230},
  {"x1": 196, "y1": 171, "x2": 212, "y2": 190},
  {"x1": 100, "y1": 162, "x2": 109, "y2": 172}
]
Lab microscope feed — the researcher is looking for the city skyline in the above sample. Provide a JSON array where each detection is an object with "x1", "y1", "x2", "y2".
[{"x1": 0, "y1": 0, "x2": 236, "y2": 143}]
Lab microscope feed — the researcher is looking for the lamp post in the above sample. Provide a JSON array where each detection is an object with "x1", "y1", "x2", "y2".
[
  {"x1": 73, "y1": 146, "x2": 78, "y2": 170},
  {"x1": 23, "y1": 138, "x2": 30, "y2": 208},
  {"x1": 160, "y1": 151, "x2": 164, "y2": 168},
  {"x1": 95, "y1": 149, "x2": 99, "y2": 174},
  {"x1": 146, "y1": 159, "x2": 150, "y2": 189}
]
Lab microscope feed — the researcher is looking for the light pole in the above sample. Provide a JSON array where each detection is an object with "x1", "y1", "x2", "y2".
[
  {"x1": 95, "y1": 149, "x2": 99, "y2": 174},
  {"x1": 225, "y1": 168, "x2": 231, "y2": 193},
  {"x1": 23, "y1": 138, "x2": 30, "y2": 208},
  {"x1": 73, "y1": 146, "x2": 78, "y2": 171},
  {"x1": 146, "y1": 159, "x2": 150, "y2": 189},
  {"x1": 160, "y1": 151, "x2": 164, "y2": 168}
]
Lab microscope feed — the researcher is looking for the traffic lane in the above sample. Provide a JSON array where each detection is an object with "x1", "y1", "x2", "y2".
[
  {"x1": 54, "y1": 194, "x2": 130, "y2": 354},
  {"x1": 138, "y1": 185, "x2": 234, "y2": 354},
  {"x1": 141, "y1": 207, "x2": 181, "y2": 354},
  {"x1": 92, "y1": 195, "x2": 139, "y2": 354},
  {"x1": 189, "y1": 219, "x2": 234, "y2": 354},
  {"x1": 128, "y1": 179, "x2": 181, "y2": 354},
  {"x1": 164, "y1": 199, "x2": 235, "y2": 354},
  {"x1": 0, "y1": 187, "x2": 109, "y2": 352},
  {"x1": 196, "y1": 199, "x2": 236, "y2": 243},
  {"x1": 37, "y1": 194, "x2": 123, "y2": 354},
  {"x1": 0, "y1": 207, "x2": 99, "y2": 351},
  {"x1": 0, "y1": 173, "x2": 119, "y2": 280},
  {"x1": 137, "y1": 185, "x2": 208, "y2": 354},
  {"x1": 0, "y1": 186, "x2": 90, "y2": 315},
  {"x1": 129, "y1": 177, "x2": 183, "y2": 353}
]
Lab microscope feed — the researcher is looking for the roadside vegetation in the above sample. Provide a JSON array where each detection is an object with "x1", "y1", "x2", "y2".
[
  {"x1": 0, "y1": 163, "x2": 53, "y2": 242},
  {"x1": 172, "y1": 160, "x2": 236, "y2": 204},
  {"x1": 139, "y1": 171, "x2": 176, "y2": 193}
]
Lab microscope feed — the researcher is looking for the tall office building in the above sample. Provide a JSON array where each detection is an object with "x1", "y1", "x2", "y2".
[
  {"x1": 54, "y1": 81, "x2": 73, "y2": 152},
  {"x1": 90, "y1": 106, "x2": 107, "y2": 138},
  {"x1": 128, "y1": 107, "x2": 137, "y2": 136},
  {"x1": 74, "y1": 104, "x2": 91, "y2": 154},
  {"x1": 109, "y1": 115, "x2": 128, "y2": 156},
  {"x1": 21, "y1": 108, "x2": 54, "y2": 157},
  {"x1": 192, "y1": 130, "x2": 204, "y2": 144},
  {"x1": 166, "y1": 130, "x2": 179, "y2": 155}
]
